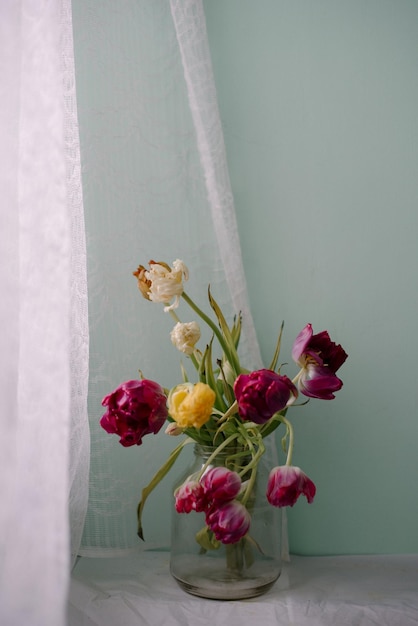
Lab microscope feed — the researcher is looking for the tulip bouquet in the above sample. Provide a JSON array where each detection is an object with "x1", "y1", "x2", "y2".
[{"x1": 100, "y1": 259, "x2": 347, "y2": 550}]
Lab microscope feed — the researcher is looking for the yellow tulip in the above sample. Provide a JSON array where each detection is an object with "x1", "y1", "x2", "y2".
[{"x1": 168, "y1": 382, "x2": 215, "y2": 429}]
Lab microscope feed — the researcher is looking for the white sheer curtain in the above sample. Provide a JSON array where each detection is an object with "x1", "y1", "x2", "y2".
[
  {"x1": 169, "y1": 0, "x2": 262, "y2": 370},
  {"x1": 0, "y1": 1, "x2": 89, "y2": 624},
  {"x1": 75, "y1": 0, "x2": 284, "y2": 557}
]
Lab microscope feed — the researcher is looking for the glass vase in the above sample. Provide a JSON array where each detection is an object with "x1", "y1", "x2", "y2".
[{"x1": 170, "y1": 444, "x2": 282, "y2": 600}]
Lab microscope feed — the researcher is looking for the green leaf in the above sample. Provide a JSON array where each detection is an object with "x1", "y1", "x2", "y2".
[
  {"x1": 137, "y1": 438, "x2": 192, "y2": 540},
  {"x1": 179, "y1": 361, "x2": 189, "y2": 383},
  {"x1": 207, "y1": 287, "x2": 241, "y2": 374},
  {"x1": 195, "y1": 526, "x2": 220, "y2": 551},
  {"x1": 260, "y1": 408, "x2": 287, "y2": 439},
  {"x1": 243, "y1": 537, "x2": 255, "y2": 567},
  {"x1": 216, "y1": 359, "x2": 235, "y2": 406},
  {"x1": 198, "y1": 343, "x2": 209, "y2": 384},
  {"x1": 268, "y1": 320, "x2": 284, "y2": 372},
  {"x1": 218, "y1": 359, "x2": 236, "y2": 389},
  {"x1": 244, "y1": 533, "x2": 265, "y2": 561},
  {"x1": 231, "y1": 313, "x2": 242, "y2": 349},
  {"x1": 208, "y1": 287, "x2": 235, "y2": 346},
  {"x1": 204, "y1": 340, "x2": 227, "y2": 412}
]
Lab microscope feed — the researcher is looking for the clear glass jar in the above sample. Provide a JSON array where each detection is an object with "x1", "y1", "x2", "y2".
[{"x1": 170, "y1": 444, "x2": 282, "y2": 600}]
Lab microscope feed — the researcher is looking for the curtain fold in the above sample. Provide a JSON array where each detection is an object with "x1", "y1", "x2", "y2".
[
  {"x1": 75, "y1": 0, "x2": 282, "y2": 557},
  {"x1": 0, "y1": 1, "x2": 89, "y2": 623},
  {"x1": 169, "y1": 0, "x2": 263, "y2": 371},
  {"x1": 62, "y1": 0, "x2": 91, "y2": 570}
]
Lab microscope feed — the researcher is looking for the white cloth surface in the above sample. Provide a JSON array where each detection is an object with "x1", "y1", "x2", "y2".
[{"x1": 68, "y1": 551, "x2": 418, "y2": 626}]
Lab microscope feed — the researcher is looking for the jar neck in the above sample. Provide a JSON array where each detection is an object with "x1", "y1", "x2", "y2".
[{"x1": 194, "y1": 444, "x2": 251, "y2": 469}]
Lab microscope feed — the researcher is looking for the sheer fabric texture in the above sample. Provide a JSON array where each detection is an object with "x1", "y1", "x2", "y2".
[
  {"x1": 74, "y1": 0, "x2": 277, "y2": 556},
  {"x1": 0, "y1": 1, "x2": 89, "y2": 624}
]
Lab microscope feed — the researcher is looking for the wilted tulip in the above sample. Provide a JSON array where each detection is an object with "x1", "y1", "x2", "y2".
[
  {"x1": 292, "y1": 324, "x2": 348, "y2": 400},
  {"x1": 134, "y1": 259, "x2": 188, "y2": 312},
  {"x1": 266, "y1": 465, "x2": 316, "y2": 507}
]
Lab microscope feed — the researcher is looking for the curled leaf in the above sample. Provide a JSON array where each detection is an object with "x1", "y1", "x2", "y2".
[{"x1": 137, "y1": 438, "x2": 192, "y2": 540}]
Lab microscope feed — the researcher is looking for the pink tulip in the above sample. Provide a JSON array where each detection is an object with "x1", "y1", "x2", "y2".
[
  {"x1": 200, "y1": 467, "x2": 242, "y2": 503},
  {"x1": 292, "y1": 324, "x2": 348, "y2": 399},
  {"x1": 234, "y1": 369, "x2": 298, "y2": 424},
  {"x1": 266, "y1": 465, "x2": 316, "y2": 507},
  {"x1": 100, "y1": 379, "x2": 168, "y2": 446},
  {"x1": 175, "y1": 480, "x2": 207, "y2": 513},
  {"x1": 206, "y1": 501, "x2": 251, "y2": 544}
]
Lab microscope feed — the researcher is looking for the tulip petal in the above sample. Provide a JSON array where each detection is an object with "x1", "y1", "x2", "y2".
[
  {"x1": 308, "y1": 331, "x2": 348, "y2": 373},
  {"x1": 291, "y1": 323, "x2": 313, "y2": 363},
  {"x1": 299, "y1": 365, "x2": 343, "y2": 399}
]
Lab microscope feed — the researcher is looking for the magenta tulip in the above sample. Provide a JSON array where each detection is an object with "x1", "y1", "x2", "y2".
[
  {"x1": 292, "y1": 324, "x2": 348, "y2": 399},
  {"x1": 100, "y1": 379, "x2": 168, "y2": 446},
  {"x1": 234, "y1": 369, "x2": 298, "y2": 424},
  {"x1": 206, "y1": 501, "x2": 251, "y2": 544},
  {"x1": 266, "y1": 465, "x2": 316, "y2": 507}
]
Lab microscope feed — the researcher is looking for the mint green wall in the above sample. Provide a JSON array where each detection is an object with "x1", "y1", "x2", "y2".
[
  {"x1": 72, "y1": 0, "x2": 418, "y2": 556},
  {"x1": 203, "y1": 0, "x2": 418, "y2": 554}
]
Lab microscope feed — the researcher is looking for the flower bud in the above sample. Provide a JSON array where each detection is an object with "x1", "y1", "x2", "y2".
[{"x1": 165, "y1": 422, "x2": 184, "y2": 436}]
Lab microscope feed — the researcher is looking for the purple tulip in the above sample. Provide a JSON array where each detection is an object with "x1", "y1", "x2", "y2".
[
  {"x1": 292, "y1": 324, "x2": 348, "y2": 399},
  {"x1": 100, "y1": 379, "x2": 168, "y2": 446},
  {"x1": 234, "y1": 369, "x2": 298, "y2": 424},
  {"x1": 266, "y1": 465, "x2": 316, "y2": 508},
  {"x1": 200, "y1": 467, "x2": 242, "y2": 503},
  {"x1": 175, "y1": 480, "x2": 207, "y2": 513},
  {"x1": 206, "y1": 501, "x2": 251, "y2": 544}
]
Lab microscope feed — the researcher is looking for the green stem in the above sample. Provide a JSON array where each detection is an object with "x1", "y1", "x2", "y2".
[
  {"x1": 181, "y1": 291, "x2": 241, "y2": 375},
  {"x1": 168, "y1": 309, "x2": 181, "y2": 324},
  {"x1": 225, "y1": 542, "x2": 244, "y2": 573},
  {"x1": 237, "y1": 430, "x2": 265, "y2": 506},
  {"x1": 280, "y1": 414, "x2": 294, "y2": 466},
  {"x1": 197, "y1": 432, "x2": 240, "y2": 480},
  {"x1": 214, "y1": 400, "x2": 238, "y2": 428},
  {"x1": 292, "y1": 368, "x2": 303, "y2": 387}
]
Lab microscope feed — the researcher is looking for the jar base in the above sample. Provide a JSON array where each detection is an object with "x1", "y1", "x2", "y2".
[{"x1": 170, "y1": 556, "x2": 281, "y2": 600}]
